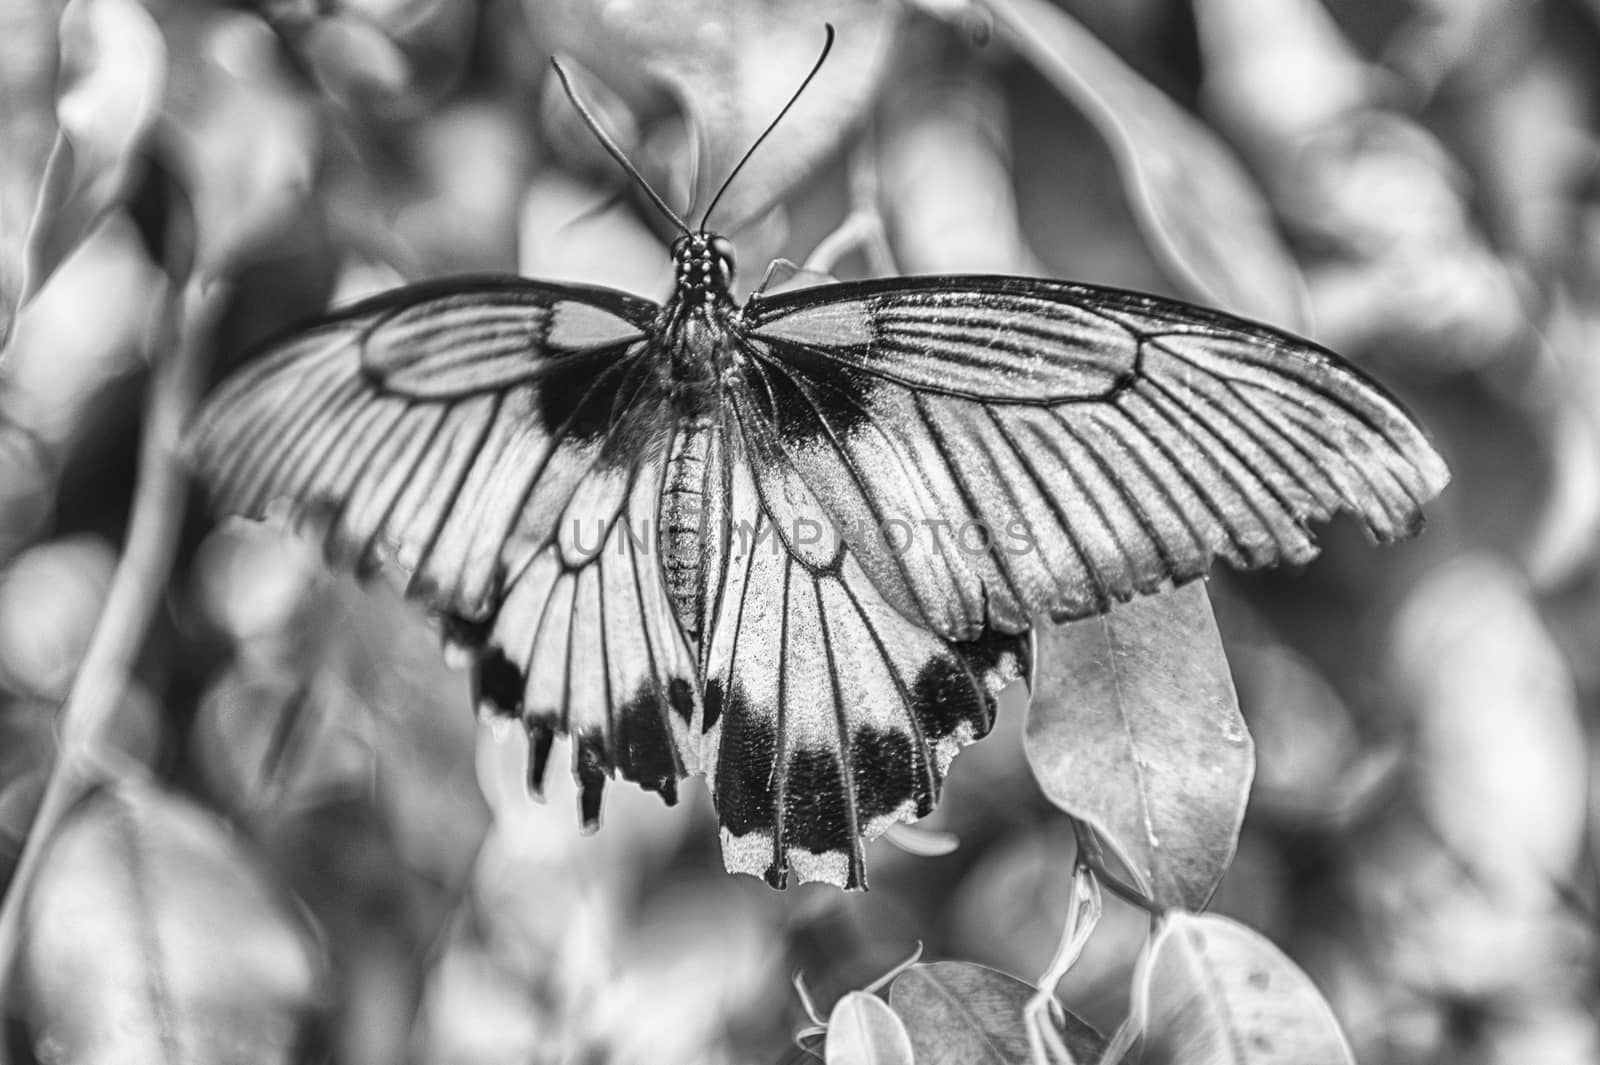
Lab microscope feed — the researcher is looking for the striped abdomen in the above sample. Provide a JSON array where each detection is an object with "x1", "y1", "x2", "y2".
[{"x1": 660, "y1": 420, "x2": 715, "y2": 640}]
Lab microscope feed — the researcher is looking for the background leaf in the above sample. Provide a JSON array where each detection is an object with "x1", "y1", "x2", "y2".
[
  {"x1": 826, "y1": 991, "x2": 915, "y2": 1065},
  {"x1": 528, "y1": 0, "x2": 900, "y2": 229},
  {"x1": 1024, "y1": 581, "x2": 1253, "y2": 911},
  {"x1": 25, "y1": 0, "x2": 166, "y2": 297},
  {"x1": 1138, "y1": 912, "x2": 1354, "y2": 1065},
  {"x1": 0, "y1": 0, "x2": 68, "y2": 346},
  {"x1": 979, "y1": 0, "x2": 1309, "y2": 330},
  {"x1": 879, "y1": 72, "x2": 1044, "y2": 275},
  {"x1": 1389, "y1": 555, "x2": 1586, "y2": 906},
  {"x1": 160, "y1": 10, "x2": 319, "y2": 279},
  {"x1": 888, "y1": 961, "x2": 1103, "y2": 1065},
  {"x1": 12, "y1": 784, "x2": 328, "y2": 1065},
  {"x1": 1191, "y1": 0, "x2": 1523, "y2": 364}
]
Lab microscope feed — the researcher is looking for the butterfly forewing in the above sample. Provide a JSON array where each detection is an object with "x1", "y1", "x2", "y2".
[
  {"x1": 741, "y1": 275, "x2": 1450, "y2": 636},
  {"x1": 189, "y1": 278, "x2": 702, "y2": 818}
]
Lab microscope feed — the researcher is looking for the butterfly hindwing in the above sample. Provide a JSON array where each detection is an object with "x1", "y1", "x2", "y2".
[
  {"x1": 741, "y1": 275, "x2": 1451, "y2": 638},
  {"x1": 701, "y1": 409, "x2": 1028, "y2": 888},
  {"x1": 190, "y1": 278, "x2": 701, "y2": 820}
]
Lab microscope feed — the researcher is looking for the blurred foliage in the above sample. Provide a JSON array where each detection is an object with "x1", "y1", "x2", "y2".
[{"x1": 1, "y1": 0, "x2": 1599, "y2": 1063}]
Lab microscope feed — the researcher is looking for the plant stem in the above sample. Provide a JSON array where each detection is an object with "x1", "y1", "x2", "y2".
[
  {"x1": 1071, "y1": 818, "x2": 1164, "y2": 919},
  {"x1": 0, "y1": 278, "x2": 224, "y2": 1029}
]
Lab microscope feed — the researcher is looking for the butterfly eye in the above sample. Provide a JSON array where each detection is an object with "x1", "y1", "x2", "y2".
[{"x1": 710, "y1": 236, "x2": 736, "y2": 283}]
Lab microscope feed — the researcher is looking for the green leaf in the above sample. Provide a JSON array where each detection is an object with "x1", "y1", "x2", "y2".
[
  {"x1": 13, "y1": 783, "x2": 328, "y2": 1064},
  {"x1": 827, "y1": 991, "x2": 915, "y2": 1065},
  {"x1": 889, "y1": 961, "x2": 1104, "y2": 1065},
  {"x1": 1023, "y1": 582, "x2": 1253, "y2": 910},
  {"x1": 978, "y1": 0, "x2": 1309, "y2": 331},
  {"x1": 1137, "y1": 913, "x2": 1354, "y2": 1065}
]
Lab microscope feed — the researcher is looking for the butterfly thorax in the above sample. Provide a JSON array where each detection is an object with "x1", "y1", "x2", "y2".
[{"x1": 660, "y1": 233, "x2": 741, "y2": 410}]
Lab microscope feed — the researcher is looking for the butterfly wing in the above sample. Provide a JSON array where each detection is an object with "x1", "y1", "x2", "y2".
[
  {"x1": 697, "y1": 408, "x2": 1028, "y2": 889},
  {"x1": 739, "y1": 274, "x2": 1451, "y2": 641},
  {"x1": 189, "y1": 277, "x2": 700, "y2": 814},
  {"x1": 695, "y1": 273, "x2": 1448, "y2": 888}
]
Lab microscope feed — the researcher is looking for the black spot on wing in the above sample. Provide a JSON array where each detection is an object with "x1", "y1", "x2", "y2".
[
  {"x1": 703, "y1": 677, "x2": 726, "y2": 733},
  {"x1": 474, "y1": 648, "x2": 524, "y2": 716},
  {"x1": 850, "y1": 728, "x2": 929, "y2": 821},
  {"x1": 613, "y1": 685, "x2": 680, "y2": 804},
  {"x1": 784, "y1": 749, "x2": 853, "y2": 856},
  {"x1": 909, "y1": 656, "x2": 988, "y2": 743},
  {"x1": 713, "y1": 683, "x2": 777, "y2": 836},
  {"x1": 909, "y1": 631, "x2": 1028, "y2": 743},
  {"x1": 963, "y1": 628, "x2": 1031, "y2": 681},
  {"x1": 440, "y1": 611, "x2": 526, "y2": 717},
  {"x1": 744, "y1": 337, "x2": 876, "y2": 440},
  {"x1": 667, "y1": 676, "x2": 696, "y2": 726},
  {"x1": 525, "y1": 721, "x2": 555, "y2": 798},
  {"x1": 440, "y1": 611, "x2": 494, "y2": 649},
  {"x1": 536, "y1": 354, "x2": 638, "y2": 447},
  {"x1": 576, "y1": 732, "x2": 610, "y2": 829}
]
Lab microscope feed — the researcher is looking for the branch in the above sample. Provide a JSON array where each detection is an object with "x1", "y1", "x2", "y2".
[{"x1": 0, "y1": 276, "x2": 225, "y2": 1018}]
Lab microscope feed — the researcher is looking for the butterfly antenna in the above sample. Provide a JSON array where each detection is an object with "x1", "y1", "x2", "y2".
[
  {"x1": 699, "y1": 23, "x2": 836, "y2": 232},
  {"x1": 549, "y1": 56, "x2": 693, "y2": 238}
]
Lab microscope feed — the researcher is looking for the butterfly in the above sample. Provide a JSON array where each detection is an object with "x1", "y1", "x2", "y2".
[{"x1": 188, "y1": 28, "x2": 1449, "y2": 889}]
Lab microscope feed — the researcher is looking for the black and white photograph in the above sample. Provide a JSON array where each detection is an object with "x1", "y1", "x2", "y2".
[{"x1": 0, "y1": 0, "x2": 1595, "y2": 1062}]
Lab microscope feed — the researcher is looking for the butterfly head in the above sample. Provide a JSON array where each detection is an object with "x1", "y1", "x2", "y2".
[{"x1": 672, "y1": 232, "x2": 736, "y2": 307}]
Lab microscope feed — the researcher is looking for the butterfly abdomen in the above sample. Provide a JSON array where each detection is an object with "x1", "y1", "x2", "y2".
[{"x1": 661, "y1": 419, "x2": 716, "y2": 640}]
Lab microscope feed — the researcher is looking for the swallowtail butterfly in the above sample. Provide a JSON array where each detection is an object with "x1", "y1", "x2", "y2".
[{"x1": 189, "y1": 29, "x2": 1449, "y2": 888}]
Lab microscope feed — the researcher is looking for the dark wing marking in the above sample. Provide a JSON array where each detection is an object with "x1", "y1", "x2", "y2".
[
  {"x1": 742, "y1": 275, "x2": 1450, "y2": 639},
  {"x1": 189, "y1": 278, "x2": 699, "y2": 819},
  {"x1": 487, "y1": 433, "x2": 701, "y2": 817},
  {"x1": 190, "y1": 277, "x2": 657, "y2": 616},
  {"x1": 701, "y1": 407, "x2": 1028, "y2": 889}
]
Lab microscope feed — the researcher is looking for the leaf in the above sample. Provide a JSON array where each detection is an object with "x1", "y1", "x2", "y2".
[
  {"x1": 1023, "y1": 581, "x2": 1253, "y2": 911},
  {"x1": 192, "y1": 522, "x2": 490, "y2": 894},
  {"x1": 0, "y1": 419, "x2": 53, "y2": 564},
  {"x1": 0, "y1": 699, "x2": 57, "y2": 884},
  {"x1": 1390, "y1": 556, "x2": 1586, "y2": 906},
  {"x1": 25, "y1": 0, "x2": 167, "y2": 296},
  {"x1": 0, "y1": 0, "x2": 68, "y2": 346},
  {"x1": 1190, "y1": 0, "x2": 1371, "y2": 153},
  {"x1": 1383, "y1": 0, "x2": 1537, "y2": 96},
  {"x1": 889, "y1": 962, "x2": 1104, "y2": 1065},
  {"x1": 0, "y1": 535, "x2": 117, "y2": 700},
  {"x1": 1137, "y1": 913, "x2": 1354, "y2": 1065},
  {"x1": 1, "y1": 213, "x2": 165, "y2": 447},
  {"x1": 529, "y1": 0, "x2": 900, "y2": 227},
  {"x1": 879, "y1": 72, "x2": 1047, "y2": 275},
  {"x1": 192, "y1": 670, "x2": 377, "y2": 816},
  {"x1": 1230, "y1": 643, "x2": 1384, "y2": 830},
  {"x1": 826, "y1": 992, "x2": 915, "y2": 1065},
  {"x1": 520, "y1": 168, "x2": 672, "y2": 297},
  {"x1": 12, "y1": 784, "x2": 328, "y2": 1064},
  {"x1": 978, "y1": 0, "x2": 1309, "y2": 331},
  {"x1": 1527, "y1": 295, "x2": 1600, "y2": 586},
  {"x1": 160, "y1": 11, "x2": 318, "y2": 277}
]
